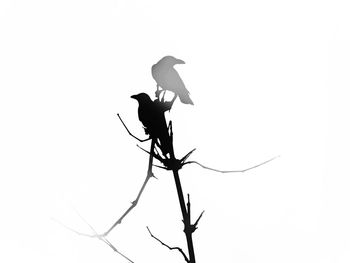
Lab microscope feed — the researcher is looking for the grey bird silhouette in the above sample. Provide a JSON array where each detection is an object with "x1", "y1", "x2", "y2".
[{"x1": 152, "y1": 56, "x2": 194, "y2": 105}]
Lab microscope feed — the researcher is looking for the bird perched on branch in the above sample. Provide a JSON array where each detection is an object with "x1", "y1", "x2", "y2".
[
  {"x1": 131, "y1": 93, "x2": 172, "y2": 155},
  {"x1": 152, "y1": 56, "x2": 194, "y2": 105}
]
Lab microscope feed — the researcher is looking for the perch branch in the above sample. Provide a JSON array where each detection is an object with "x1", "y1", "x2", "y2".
[
  {"x1": 184, "y1": 155, "x2": 279, "y2": 174},
  {"x1": 146, "y1": 226, "x2": 189, "y2": 263}
]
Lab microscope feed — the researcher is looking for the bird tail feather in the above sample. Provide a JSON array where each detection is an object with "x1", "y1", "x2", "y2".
[{"x1": 179, "y1": 94, "x2": 194, "y2": 105}]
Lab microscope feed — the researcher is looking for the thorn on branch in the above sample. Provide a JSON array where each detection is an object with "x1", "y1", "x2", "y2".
[
  {"x1": 193, "y1": 210, "x2": 205, "y2": 230},
  {"x1": 146, "y1": 226, "x2": 190, "y2": 263},
  {"x1": 180, "y1": 148, "x2": 196, "y2": 163},
  {"x1": 150, "y1": 171, "x2": 158, "y2": 179}
]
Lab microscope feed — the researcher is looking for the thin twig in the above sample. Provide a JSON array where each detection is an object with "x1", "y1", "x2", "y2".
[
  {"x1": 153, "y1": 164, "x2": 168, "y2": 170},
  {"x1": 103, "y1": 139, "x2": 156, "y2": 236},
  {"x1": 53, "y1": 212, "x2": 134, "y2": 263},
  {"x1": 52, "y1": 218, "x2": 97, "y2": 238},
  {"x1": 180, "y1": 149, "x2": 196, "y2": 163},
  {"x1": 146, "y1": 226, "x2": 189, "y2": 263},
  {"x1": 55, "y1": 140, "x2": 156, "y2": 243},
  {"x1": 193, "y1": 211, "x2": 205, "y2": 229},
  {"x1": 136, "y1": 144, "x2": 164, "y2": 163},
  {"x1": 117, "y1": 113, "x2": 151, "y2": 142},
  {"x1": 75, "y1": 209, "x2": 135, "y2": 263},
  {"x1": 184, "y1": 155, "x2": 279, "y2": 174}
]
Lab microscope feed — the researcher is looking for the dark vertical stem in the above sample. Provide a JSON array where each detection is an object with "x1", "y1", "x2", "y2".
[
  {"x1": 172, "y1": 168, "x2": 196, "y2": 263},
  {"x1": 169, "y1": 143, "x2": 196, "y2": 263},
  {"x1": 159, "y1": 97, "x2": 196, "y2": 262}
]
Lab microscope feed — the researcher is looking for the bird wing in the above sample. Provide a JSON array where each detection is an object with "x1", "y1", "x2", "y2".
[
  {"x1": 165, "y1": 69, "x2": 193, "y2": 104},
  {"x1": 152, "y1": 64, "x2": 187, "y2": 93},
  {"x1": 138, "y1": 99, "x2": 171, "y2": 154},
  {"x1": 152, "y1": 63, "x2": 193, "y2": 105}
]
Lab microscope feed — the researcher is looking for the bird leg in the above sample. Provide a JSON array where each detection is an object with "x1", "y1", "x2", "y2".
[
  {"x1": 161, "y1": 90, "x2": 167, "y2": 103},
  {"x1": 169, "y1": 93, "x2": 178, "y2": 107},
  {"x1": 155, "y1": 85, "x2": 161, "y2": 99}
]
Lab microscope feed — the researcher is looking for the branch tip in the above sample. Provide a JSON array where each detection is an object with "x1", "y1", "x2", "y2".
[
  {"x1": 184, "y1": 155, "x2": 279, "y2": 174},
  {"x1": 117, "y1": 113, "x2": 150, "y2": 142},
  {"x1": 146, "y1": 226, "x2": 190, "y2": 263},
  {"x1": 194, "y1": 210, "x2": 205, "y2": 227},
  {"x1": 180, "y1": 148, "x2": 197, "y2": 163}
]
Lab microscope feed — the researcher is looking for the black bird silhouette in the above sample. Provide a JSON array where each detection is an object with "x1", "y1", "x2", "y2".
[
  {"x1": 131, "y1": 93, "x2": 172, "y2": 155},
  {"x1": 152, "y1": 56, "x2": 194, "y2": 105}
]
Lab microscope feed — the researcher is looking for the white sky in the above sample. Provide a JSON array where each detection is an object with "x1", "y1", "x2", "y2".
[{"x1": 0, "y1": 0, "x2": 349, "y2": 262}]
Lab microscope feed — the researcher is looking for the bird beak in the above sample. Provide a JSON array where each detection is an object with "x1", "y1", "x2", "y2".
[
  {"x1": 176, "y1": 59, "x2": 185, "y2": 64},
  {"x1": 131, "y1": 94, "x2": 137, "y2": 99}
]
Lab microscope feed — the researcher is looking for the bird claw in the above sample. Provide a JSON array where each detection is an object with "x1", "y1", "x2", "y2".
[{"x1": 155, "y1": 90, "x2": 161, "y2": 98}]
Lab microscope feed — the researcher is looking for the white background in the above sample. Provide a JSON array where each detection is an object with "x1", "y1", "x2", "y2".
[{"x1": 0, "y1": 0, "x2": 349, "y2": 262}]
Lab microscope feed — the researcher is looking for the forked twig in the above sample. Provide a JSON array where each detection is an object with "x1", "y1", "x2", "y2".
[
  {"x1": 147, "y1": 226, "x2": 190, "y2": 263},
  {"x1": 184, "y1": 155, "x2": 279, "y2": 174},
  {"x1": 53, "y1": 212, "x2": 134, "y2": 263},
  {"x1": 74, "y1": 209, "x2": 134, "y2": 263}
]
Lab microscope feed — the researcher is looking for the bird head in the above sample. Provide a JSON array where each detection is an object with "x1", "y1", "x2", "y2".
[
  {"x1": 159, "y1": 56, "x2": 185, "y2": 66},
  {"x1": 131, "y1": 93, "x2": 152, "y2": 103}
]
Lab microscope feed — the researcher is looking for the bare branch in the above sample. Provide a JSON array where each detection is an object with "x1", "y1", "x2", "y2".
[
  {"x1": 184, "y1": 155, "x2": 279, "y2": 174},
  {"x1": 103, "y1": 139, "x2": 157, "y2": 236},
  {"x1": 117, "y1": 113, "x2": 151, "y2": 142},
  {"x1": 146, "y1": 226, "x2": 189, "y2": 263}
]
